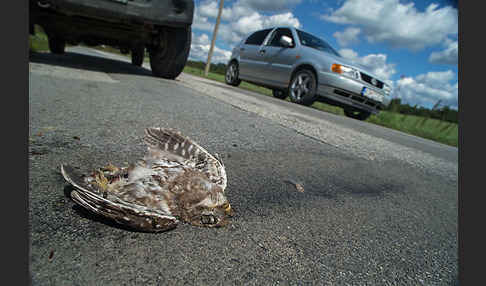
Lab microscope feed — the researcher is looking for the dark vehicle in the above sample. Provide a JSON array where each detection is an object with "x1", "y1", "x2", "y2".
[{"x1": 30, "y1": 0, "x2": 194, "y2": 79}]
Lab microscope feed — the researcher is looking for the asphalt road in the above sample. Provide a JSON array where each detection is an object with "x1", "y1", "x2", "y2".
[{"x1": 29, "y1": 47, "x2": 458, "y2": 285}]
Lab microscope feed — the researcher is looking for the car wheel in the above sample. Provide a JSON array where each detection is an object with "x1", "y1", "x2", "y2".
[
  {"x1": 344, "y1": 109, "x2": 371, "y2": 120},
  {"x1": 288, "y1": 69, "x2": 317, "y2": 106},
  {"x1": 272, "y1": 89, "x2": 288, "y2": 99},
  {"x1": 48, "y1": 36, "x2": 66, "y2": 54},
  {"x1": 131, "y1": 45, "x2": 144, "y2": 67},
  {"x1": 149, "y1": 26, "x2": 191, "y2": 79},
  {"x1": 225, "y1": 61, "x2": 241, "y2": 86}
]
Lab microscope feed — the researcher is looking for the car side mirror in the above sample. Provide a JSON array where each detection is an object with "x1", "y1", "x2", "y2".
[{"x1": 280, "y1": 35, "x2": 293, "y2": 48}]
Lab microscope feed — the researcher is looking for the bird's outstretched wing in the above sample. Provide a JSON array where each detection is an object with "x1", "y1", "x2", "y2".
[
  {"x1": 60, "y1": 164, "x2": 178, "y2": 232},
  {"x1": 143, "y1": 127, "x2": 227, "y2": 190}
]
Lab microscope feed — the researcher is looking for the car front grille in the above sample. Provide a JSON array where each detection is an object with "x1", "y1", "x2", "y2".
[
  {"x1": 333, "y1": 89, "x2": 380, "y2": 109},
  {"x1": 360, "y1": 72, "x2": 383, "y2": 89}
]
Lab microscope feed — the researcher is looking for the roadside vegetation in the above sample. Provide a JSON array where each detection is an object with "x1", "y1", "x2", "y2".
[
  {"x1": 29, "y1": 26, "x2": 458, "y2": 147},
  {"x1": 29, "y1": 25, "x2": 49, "y2": 52}
]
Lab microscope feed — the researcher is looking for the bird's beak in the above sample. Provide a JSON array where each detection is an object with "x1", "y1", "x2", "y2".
[{"x1": 225, "y1": 204, "x2": 235, "y2": 217}]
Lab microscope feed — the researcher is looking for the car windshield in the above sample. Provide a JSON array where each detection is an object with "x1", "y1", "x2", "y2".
[{"x1": 296, "y1": 29, "x2": 340, "y2": 57}]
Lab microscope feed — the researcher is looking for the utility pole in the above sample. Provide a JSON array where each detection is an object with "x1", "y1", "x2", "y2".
[{"x1": 204, "y1": 0, "x2": 224, "y2": 76}]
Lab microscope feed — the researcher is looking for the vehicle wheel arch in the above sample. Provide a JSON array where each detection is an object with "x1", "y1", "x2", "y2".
[
  {"x1": 227, "y1": 58, "x2": 241, "y2": 72},
  {"x1": 228, "y1": 58, "x2": 239, "y2": 66},
  {"x1": 288, "y1": 64, "x2": 319, "y2": 106},
  {"x1": 290, "y1": 64, "x2": 318, "y2": 86},
  {"x1": 225, "y1": 58, "x2": 242, "y2": 86}
]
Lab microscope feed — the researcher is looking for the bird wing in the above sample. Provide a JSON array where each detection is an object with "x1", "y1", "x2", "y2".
[
  {"x1": 61, "y1": 164, "x2": 178, "y2": 232},
  {"x1": 143, "y1": 127, "x2": 227, "y2": 191}
]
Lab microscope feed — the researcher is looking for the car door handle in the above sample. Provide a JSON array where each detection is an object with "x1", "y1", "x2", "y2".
[
  {"x1": 240, "y1": 47, "x2": 245, "y2": 51},
  {"x1": 259, "y1": 49, "x2": 266, "y2": 55}
]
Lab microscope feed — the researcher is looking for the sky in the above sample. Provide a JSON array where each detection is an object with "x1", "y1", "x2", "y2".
[{"x1": 189, "y1": 0, "x2": 459, "y2": 110}]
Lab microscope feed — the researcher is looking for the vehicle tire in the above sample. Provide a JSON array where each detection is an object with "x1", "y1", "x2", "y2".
[
  {"x1": 48, "y1": 36, "x2": 66, "y2": 54},
  {"x1": 288, "y1": 69, "x2": 317, "y2": 106},
  {"x1": 131, "y1": 46, "x2": 145, "y2": 67},
  {"x1": 344, "y1": 109, "x2": 371, "y2": 120},
  {"x1": 149, "y1": 26, "x2": 191, "y2": 79},
  {"x1": 225, "y1": 61, "x2": 241, "y2": 86},
  {"x1": 272, "y1": 89, "x2": 288, "y2": 99}
]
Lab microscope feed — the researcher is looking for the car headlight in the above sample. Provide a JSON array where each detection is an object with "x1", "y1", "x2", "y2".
[
  {"x1": 383, "y1": 84, "x2": 392, "y2": 96},
  {"x1": 331, "y1": 64, "x2": 359, "y2": 79}
]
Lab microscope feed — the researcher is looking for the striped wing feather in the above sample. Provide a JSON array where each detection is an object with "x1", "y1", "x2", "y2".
[
  {"x1": 144, "y1": 127, "x2": 227, "y2": 190},
  {"x1": 61, "y1": 164, "x2": 178, "y2": 232}
]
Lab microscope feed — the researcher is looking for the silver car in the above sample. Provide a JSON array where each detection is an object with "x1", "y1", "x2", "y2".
[{"x1": 225, "y1": 27, "x2": 392, "y2": 120}]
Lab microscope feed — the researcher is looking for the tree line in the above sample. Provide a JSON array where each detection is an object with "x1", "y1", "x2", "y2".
[
  {"x1": 187, "y1": 60, "x2": 227, "y2": 75},
  {"x1": 385, "y1": 98, "x2": 458, "y2": 123}
]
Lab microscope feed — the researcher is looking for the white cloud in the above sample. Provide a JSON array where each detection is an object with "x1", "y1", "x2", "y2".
[
  {"x1": 338, "y1": 48, "x2": 358, "y2": 59},
  {"x1": 322, "y1": 0, "x2": 458, "y2": 51},
  {"x1": 396, "y1": 70, "x2": 458, "y2": 109},
  {"x1": 194, "y1": 33, "x2": 210, "y2": 45},
  {"x1": 194, "y1": 0, "x2": 301, "y2": 46},
  {"x1": 264, "y1": 12, "x2": 301, "y2": 28},
  {"x1": 216, "y1": 25, "x2": 245, "y2": 45},
  {"x1": 338, "y1": 48, "x2": 396, "y2": 82},
  {"x1": 237, "y1": 0, "x2": 302, "y2": 12},
  {"x1": 232, "y1": 12, "x2": 264, "y2": 35},
  {"x1": 339, "y1": 48, "x2": 458, "y2": 109},
  {"x1": 232, "y1": 12, "x2": 301, "y2": 36},
  {"x1": 416, "y1": 70, "x2": 455, "y2": 87},
  {"x1": 193, "y1": 13, "x2": 213, "y2": 32},
  {"x1": 198, "y1": 1, "x2": 219, "y2": 18},
  {"x1": 429, "y1": 39, "x2": 458, "y2": 65},
  {"x1": 333, "y1": 27, "x2": 361, "y2": 46},
  {"x1": 189, "y1": 32, "x2": 232, "y2": 64}
]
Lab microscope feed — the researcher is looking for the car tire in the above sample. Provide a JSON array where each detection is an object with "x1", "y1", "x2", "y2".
[
  {"x1": 272, "y1": 89, "x2": 288, "y2": 99},
  {"x1": 288, "y1": 69, "x2": 317, "y2": 106},
  {"x1": 225, "y1": 61, "x2": 241, "y2": 86},
  {"x1": 48, "y1": 36, "x2": 66, "y2": 54},
  {"x1": 149, "y1": 26, "x2": 191, "y2": 79},
  {"x1": 131, "y1": 46, "x2": 144, "y2": 67},
  {"x1": 344, "y1": 109, "x2": 371, "y2": 120}
]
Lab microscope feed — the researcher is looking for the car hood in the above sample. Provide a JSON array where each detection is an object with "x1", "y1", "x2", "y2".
[{"x1": 303, "y1": 46, "x2": 387, "y2": 83}]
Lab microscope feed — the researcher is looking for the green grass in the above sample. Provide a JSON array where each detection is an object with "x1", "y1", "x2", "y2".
[
  {"x1": 367, "y1": 111, "x2": 458, "y2": 147},
  {"x1": 29, "y1": 29, "x2": 457, "y2": 147},
  {"x1": 29, "y1": 26, "x2": 49, "y2": 52}
]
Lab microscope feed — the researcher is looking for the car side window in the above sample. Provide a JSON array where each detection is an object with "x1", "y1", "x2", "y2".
[
  {"x1": 244, "y1": 29, "x2": 272, "y2": 46},
  {"x1": 268, "y1": 28, "x2": 294, "y2": 48}
]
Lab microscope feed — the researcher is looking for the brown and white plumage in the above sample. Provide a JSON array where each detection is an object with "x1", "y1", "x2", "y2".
[{"x1": 61, "y1": 127, "x2": 233, "y2": 232}]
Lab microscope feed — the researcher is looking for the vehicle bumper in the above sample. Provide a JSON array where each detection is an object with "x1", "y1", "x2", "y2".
[
  {"x1": 317, "y1": 71, "x2": 391, "y2": 113},
  {"x1": 31, "y1": 0, "x2": 194, "y2": 27}
]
